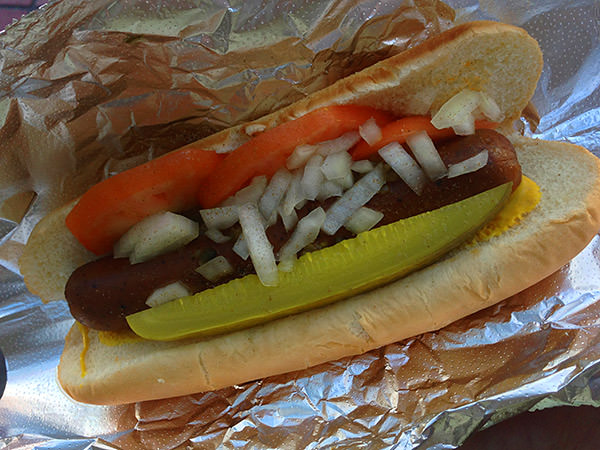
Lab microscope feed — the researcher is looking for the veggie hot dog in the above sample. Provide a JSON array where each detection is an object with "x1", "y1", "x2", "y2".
[{"x1": 18, "y1": 21, "x2": 600, "y2": 404}]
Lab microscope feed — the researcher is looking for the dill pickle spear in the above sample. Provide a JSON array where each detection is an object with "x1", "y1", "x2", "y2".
[{"x1": 127, "y1": 182, "x2": 512, "y2": 341}]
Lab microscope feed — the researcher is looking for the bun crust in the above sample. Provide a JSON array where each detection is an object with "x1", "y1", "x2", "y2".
[{"x1": 20, "y1": 21, "x2": 600, "y2": 405}]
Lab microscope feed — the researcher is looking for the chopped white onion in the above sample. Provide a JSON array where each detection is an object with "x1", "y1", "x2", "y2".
[
  {"x1": 344, "y1": 207, "x2": 384, "y2": 235},
  {"x1": 316, "y1": 131, "x2": 361, "y2": 156},
  {"x1": 301, "y1": 154, "x2": 325, "y2": 201},
  {"x1": 321, "y1": 164, "x2": 386, "y2": 235},
  {"x1": 286, "y1": 144, "x2": 317, "y2": 170},
  {"x1": 378, "y1": 142, "x2": 427, "y2": 195},
  {"x1": 259, "y1": 168, "x2": 293, "y2": 221},
  {"x1": 199, "y1": 206, "x2": 239, "y2": 230},
  {"x1": 405, "y1": 131, "x2": 447, "y2": 181},
  {"x1": 431, "y1": 89, "x2": 504, "y2": 136},
  {"x1": 238, "y1": 203, "x2": 278, "y2": 286},
  {"x1": 205, "y1": 228, "x2": 231, "y2": 243},
  {"x1": 121, "y1": 212, "x2": 199, "y2": 264},
  {"x1": 195, "y1": 255, "x2": 234, "y2": 282},
  {"x1": 264, "y1": 210, "x2": 278, "y2": 228},
  {"x1": 145, "y1": 281, "x2": 191, "y2": 308},
  {"x1": 447, "y1": 150, "x2": 489, "y2": 178},
  {"x1": 277, "y1": 257, "x2": 296, "y2": 272},
  {"x1": 233, "y1": 234, "x2": 250, "y2": 260},
  {"x1": 320, "y1": 151, "x2": 353, "y2": 182},
  {"x1": 114, "y1": 218, "x2": 151, "y2": 258},
  {"x1": 478, "y1": 92, "x2": 504, "y2": 122},
  {"x1": 451, "y1": 115, "x2": 476, "y2": 136},
  {"x1": 278, "y1": 207, "x2": 326, "y2": 270},
  {"x1": 317, "y1": 180, "x2": 344, "y2": 201},
  {"x1": 278, "y1": 205, "x2": 298, "y2": 232},
  {"x1": 359, "y1": 117, "x2": 382, "y2": 146},
  {"x1": 337, "y1": 171, "x2": 354, "y2": 189},
  {"x1": 431, "y1": 89, "x2": 481, "y2": 132},
  {"x1": 245, "y1": 123, "x2": 267, "y2": 136},
  {"x1": 281, "y1": 169, "x2": 305, "y2": 216},
  {"x1": 295, "y1": 199, "x2": 307, "y2": 210},
  {"x1": 351, "y1": 159, "x2": 375, "y2": 174},
  {"x1": 221, "y1": 175, "x2": 267, "y2": 206}
]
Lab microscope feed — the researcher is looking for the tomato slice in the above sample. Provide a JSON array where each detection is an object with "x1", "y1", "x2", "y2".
[
  {"x1": 351, "y1": 117, "x2": 498, "y2": 160},
  {"x1": 66, "y1": 148, "x2": 224, "y2": 255},
  {"x1": 197, "y1": 105, "x2": 394, "y2": 208}
]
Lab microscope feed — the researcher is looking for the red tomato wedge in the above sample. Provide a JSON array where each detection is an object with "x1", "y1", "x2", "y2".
[
  {"x1": 66, "y1": 148, "x2": 224, "y2": 255},
  {"x1": 351, "y1": 116, "x2": 498, "y2": 160},
  {"x1": 197, "y1": 105, "x2": 394, "y2": 208}
]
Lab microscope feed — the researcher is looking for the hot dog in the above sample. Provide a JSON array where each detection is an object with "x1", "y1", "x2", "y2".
[
  {"x1": 18, "y1": 21, "x2": 600, "y2": 404},
  {"x1": 65, "y1": 129, "x2": 520, "y2": 332}
]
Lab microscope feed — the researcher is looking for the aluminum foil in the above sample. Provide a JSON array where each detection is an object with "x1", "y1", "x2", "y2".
[{"x1": 0, "y1": 0, "x2": 599, "y2": 448}]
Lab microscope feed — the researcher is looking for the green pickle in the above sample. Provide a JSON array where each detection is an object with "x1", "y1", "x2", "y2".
[{"x1": 127, "y1": 182, "x2": 512, "y2": 341}]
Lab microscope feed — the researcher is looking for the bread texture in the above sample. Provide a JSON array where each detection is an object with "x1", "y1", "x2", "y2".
[{"x1": 20, "y1": 21, "x2": 600, "y2": 405}]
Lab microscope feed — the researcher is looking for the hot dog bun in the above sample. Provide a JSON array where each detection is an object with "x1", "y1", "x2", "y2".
[
  {"x1": 18, "y1": 21, "x2": 600, "y2": 404},
  {"x1": 56, "y1": 137, "x2": 600, "y2": 405}
]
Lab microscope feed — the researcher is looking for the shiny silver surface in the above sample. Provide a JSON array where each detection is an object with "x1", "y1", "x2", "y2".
[{"x1": 1, "y1": 0, "x2": 599, "y2": 448}]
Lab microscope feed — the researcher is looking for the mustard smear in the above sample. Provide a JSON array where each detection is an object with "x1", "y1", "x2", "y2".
[
  {"x1": 98, "y1": 329, "x2": 143, "y2": 346},
  {"x1": 76, "y1": 323, "x2": 142, "y2": 377},
  {"x1": 76, "y1": 322, "x2": 89, "y2": 378},
  {"x1": 473, "y1": 175, "x2": 541, "y2": 243}
]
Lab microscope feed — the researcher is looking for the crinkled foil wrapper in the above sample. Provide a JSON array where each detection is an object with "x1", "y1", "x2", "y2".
[{"x1": 0, "y1": 0, "x2": 599, "y2": 448}]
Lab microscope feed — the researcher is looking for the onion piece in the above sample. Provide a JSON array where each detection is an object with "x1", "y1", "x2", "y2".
[
  {"x1": 238, "y1": 203, "x2": 278, "y2": 286},
  {"x1": 195, "y1": 255, "x2": 234, "y2": 282},
  {"x1": 245, "y1": 123, "x2": 267, "y2": 136},
  {"x1": 278, "y1": 205, "x2": 298, "y2": 232},
  {"x1": 221, "y1": 175, "x2": 267, "y2": 206},
  {"x1": 447, "y1": 150, "x2": 489, "y2": 178},
  {"x1": 233, "y1": 234, "x2": 250, "y2": 260},
  {"x1": 405, "y1": 131, "x2": 447, "y2": 181},
  {"x1": 301, "y1": 154, "x2": 325, "y2": 201},
  {"x1": 259, "y1": 168, "x2": 293, "y2": 222},
  {"x1": 337, "y1": 171, "x2": 354, "y2": 189},
  {"x1": 295, "y1": 199, "x2": 307, "y2": 210},
  {"x1": 146, "y1": 281, "x2": 191, "y2": 308},
  {"x1": 281, "y1": 169, "x2": 304, "y2": 216},
  {"x1": 344, "y1": 207, "x2": 384, "y2": 234},
  {"x1": 287, "y1": 144, "x2": 316, "y2": 170},
  {"x1": 316, "y1": 131, "x2": 361, "y2": 156},
  {"x1": 321, "y1": 151, "x2": 353, "y2": 182},
  {"x1": 478, "y1": 92, "x2": 504, "y2": 122},
  {"x1": 351, "y1": 159, "x2": 374, "y2": 174},
  {"x1": 278, "y1": 207, "x2": 326, "y2": 270},
  {"x1": 123, "y1": 212, "x2": 199, "y2": 264},
  {"x1": 452, "y1": 115, "x2": 476, "y2": 136},
  {"x1": 321, "y1": 164, "x2": 385, "y2": 235},
  {"x1": 199, "y1": 206, "x2": 239, "y2": 230},
  {"x1": 359, "y1": 117, "x2": 382, "y2": 146},
  {"x1": 378, "y1": 142, "x2": 427, "y2": 195},
  {"x1": 114, "y1": 220, "x2": 149, "y2": 258},
  {"x1": 205, "y1": 228, "x2": 231, "y2": 243},
  {"x1": 431, "y1": 89, "x2": 480, "y2": 135},
  {"x1": 317, "y1": 180, "x2": 344, "y2": 201}
]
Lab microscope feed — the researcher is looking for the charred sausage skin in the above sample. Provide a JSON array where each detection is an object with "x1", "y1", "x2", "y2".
[{"x1": 65, "y1": 129, "x2": 521, "y2": 331}]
